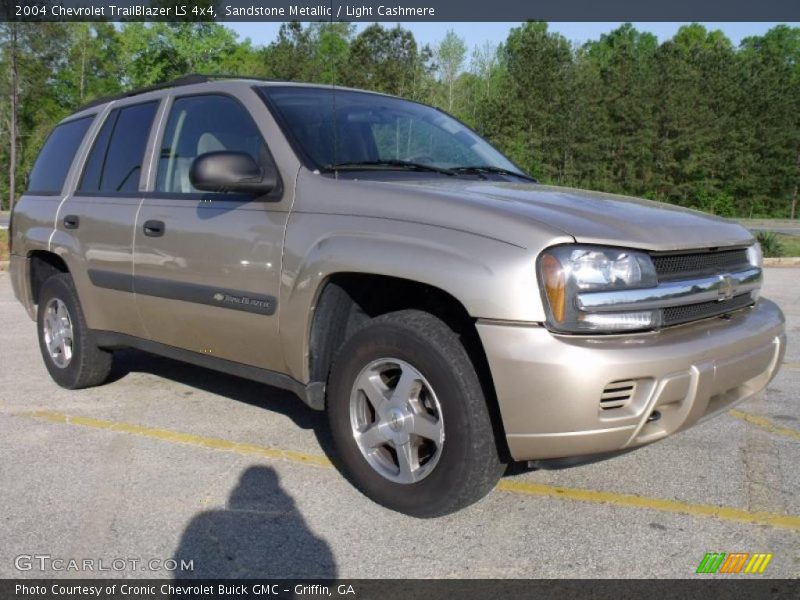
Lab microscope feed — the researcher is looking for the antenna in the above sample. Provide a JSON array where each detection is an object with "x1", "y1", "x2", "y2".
[{"x1": 328, "y1": 2, "x2": 339, "y2": 179}]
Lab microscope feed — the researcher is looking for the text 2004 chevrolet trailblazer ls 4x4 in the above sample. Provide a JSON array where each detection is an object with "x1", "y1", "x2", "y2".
[{"x1": 8, "y1": 77, "x2": 786, "y2": 516}]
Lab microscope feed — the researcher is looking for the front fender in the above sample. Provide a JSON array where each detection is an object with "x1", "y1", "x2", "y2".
[{"x1": 279, "y1": 213, "x2": 560, "y2": 381}]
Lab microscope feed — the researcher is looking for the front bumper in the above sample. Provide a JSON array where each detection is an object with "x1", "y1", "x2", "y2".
[{"x1": 477, "y1": 299, "x2": 786, "y2": 461}]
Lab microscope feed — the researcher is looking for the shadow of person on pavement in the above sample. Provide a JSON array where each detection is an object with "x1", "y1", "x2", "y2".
[{"x1": 172, "y1": 465, "x2": 337, "y2": 579}]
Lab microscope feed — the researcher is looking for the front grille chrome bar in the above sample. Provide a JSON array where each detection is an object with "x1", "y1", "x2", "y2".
[{"x1": 576, "y1": 267, "x2": 761, "y2": 312}]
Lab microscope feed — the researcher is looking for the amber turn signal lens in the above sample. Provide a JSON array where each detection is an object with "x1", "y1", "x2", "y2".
[{"x1": 541, "y1": 254, "x2": 566, "y2": 322}]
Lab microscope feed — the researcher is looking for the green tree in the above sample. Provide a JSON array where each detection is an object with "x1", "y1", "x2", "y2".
[
  {"x1": 503, "y1": 22, "x2": 575, "y2": 182},
  {"x1": 118, "y1": 22, "x2": 241, "y2": 87},
  {"x1": 313, "y1": 23, "x2": 353, "y2": 84},
  {"x1": 0, "y1": 21, "x2": 798, "y2": 219},
  {"x1": 652, "y1": 25, "x2": 739, "y2": 208},
  {"x1": 55, "y1": 23, "x2": 123, "y2": 107},
  {"x1": 738, "y1": 26, "x2": 800, "y2": 217},
  {"x1": 263, "y1": 22, "x2": 353, "y2": 85},
  {"x1": 581, "y1": 24, "x2": 659, "y2": 194},
  {"x1": 436, "y1": 30, "x2": 466, "y2": 112},
  {"x1": 0, "y1": 22, "x2": 72, "y2": 209},
  {"x1": 346, "y1": 24, "x2": 419, "y2": 96}
]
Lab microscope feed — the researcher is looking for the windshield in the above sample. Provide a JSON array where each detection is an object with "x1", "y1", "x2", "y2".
[{"x1": 260, "y1": 86, "x2": 526, "y2": 176}]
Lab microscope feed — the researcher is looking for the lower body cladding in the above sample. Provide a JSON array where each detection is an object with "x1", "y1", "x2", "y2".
[{"x1": 478, "y1": 299, "x2": 786, "y2": 462}]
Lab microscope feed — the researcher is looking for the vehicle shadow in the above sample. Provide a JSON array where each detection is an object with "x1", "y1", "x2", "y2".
[
  {"x1": 109, "y1": 348, "x2": 522, "y2": 482},
  {"x1": 110, "y1": 348, "x2": 322, "y2": 424},
  {"x1": 108, "y1": 348, "x2": 336, "y2": 455},
  {"x1": 172, "y1": 465, "x2": 337, "y2": 578}
]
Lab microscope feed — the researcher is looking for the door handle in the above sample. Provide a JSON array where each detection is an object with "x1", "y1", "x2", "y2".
[
  {"x1": 63, "y1": 215, "x2": 80, "y2": 230},
  {"x1": 143, "y1": 220, "x2": 165, "y2": 237}
]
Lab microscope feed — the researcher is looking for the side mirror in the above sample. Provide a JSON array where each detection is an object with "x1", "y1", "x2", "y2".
[{"x1": 189, "y1": 151, "x2": 277, "y2": 195}]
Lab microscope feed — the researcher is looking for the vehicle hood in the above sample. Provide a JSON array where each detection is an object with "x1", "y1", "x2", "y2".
[{"x1": 374, "y1": 179, "x2": 754, "y2": 252}]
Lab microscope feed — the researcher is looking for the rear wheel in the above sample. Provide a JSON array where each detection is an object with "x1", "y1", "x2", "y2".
[
  {"x1": 37, "y1": 273, "x2": 113, "y2": 389},
  {"x1": 327, "y1": 309, "x2": 504, "y2": 517}
]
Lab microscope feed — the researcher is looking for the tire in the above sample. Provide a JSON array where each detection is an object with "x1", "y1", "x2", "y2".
[
  {"x1": 326, "y1": 309, "x2": 505, "y2": 517},
  {"x1": 37, "y1": 273, "x2": 113, "y2": 389}
]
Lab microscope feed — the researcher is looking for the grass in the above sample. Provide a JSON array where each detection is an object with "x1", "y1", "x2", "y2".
[
  {"x1": 737, "y1": 218, "x2": 800, "y2": 257},
  {"x1": 738, "y1": 218, "x2": 799, "y2": 227},
  {"x1": 0, "y1": 229, "x2": 8, "y2": 262},
  {"x1": 775, "y1": 233, "x2": 800, "y2": 258}
]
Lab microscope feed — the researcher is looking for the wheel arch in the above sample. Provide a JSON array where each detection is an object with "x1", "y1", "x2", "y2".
[
  {"x1": 280, "y1": 223, "x2": 541, "y2": 382},
  {"x1": 28, "y1": 250, "x2": 70, "y2": 306},
  {"x1": 305, "y1": 272, "x2": 512, "y2": 461}
]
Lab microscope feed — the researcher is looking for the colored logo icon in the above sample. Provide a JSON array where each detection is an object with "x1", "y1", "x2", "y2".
[{"x1": 696, "y1": 552, "x2": 773, "y2": 574}]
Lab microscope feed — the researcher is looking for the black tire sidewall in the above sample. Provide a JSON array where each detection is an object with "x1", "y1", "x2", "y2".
[
  {"x1": 37, "y1": 275, "x2": 90, "y2": 389},
  {"x1": 327, "y1": 315, "x2": 494, "y2": 517}
]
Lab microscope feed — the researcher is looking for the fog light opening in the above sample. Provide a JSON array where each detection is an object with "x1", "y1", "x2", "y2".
[{"x1": 646, "y1": 410, "x2": 661, "y2": 423}]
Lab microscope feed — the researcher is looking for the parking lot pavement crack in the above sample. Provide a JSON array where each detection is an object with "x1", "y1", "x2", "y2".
[
  {"x1": 740, "y1": 398, "x2": 788, "y2": 516},
  {"x1": 198, "y1": 456, "x2": 245, "y2": 510}
]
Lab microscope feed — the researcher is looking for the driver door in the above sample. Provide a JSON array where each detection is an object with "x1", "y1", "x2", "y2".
[{"x1": 133, "y1": 93, "x2": 287, "y2": 372}]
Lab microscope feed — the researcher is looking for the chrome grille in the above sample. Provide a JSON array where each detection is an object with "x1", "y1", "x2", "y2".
[
  {"x1": 652, "y1": 248, "x2": 750, "y2": 281},
  {"x1": 661, "y1": 294, "x2": 754, "y2": 327}
]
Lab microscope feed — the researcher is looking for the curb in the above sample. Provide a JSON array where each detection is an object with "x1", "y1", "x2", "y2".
[{"x1": 764, "y1": 257, "x2": 800, "y2": 267}]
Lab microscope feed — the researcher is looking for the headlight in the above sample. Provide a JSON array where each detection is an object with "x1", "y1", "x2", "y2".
[{"x1": 538, "y1": 245, "x2": 659, "y2": 333}]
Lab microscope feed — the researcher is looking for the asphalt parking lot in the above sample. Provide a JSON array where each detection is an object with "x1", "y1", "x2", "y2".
[{"x1": 0, "y1": 269, "x2": 797, "y2": 579}]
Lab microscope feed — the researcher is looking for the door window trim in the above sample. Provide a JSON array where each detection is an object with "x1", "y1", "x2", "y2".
[
  {"x1": 148, "y1": 91, "x2": 283, "y2": 202},
  {"x1": 73, "y1": 99, "x2": 162, "y2": 199}
]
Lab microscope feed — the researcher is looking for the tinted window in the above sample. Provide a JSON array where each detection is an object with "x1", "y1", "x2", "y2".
[
  {"x1": 27, "y1": 116, "x2": 93, "y2": 194},
  {"x1": 79, "y1": 102, "x2": 158, "y2": 193},
  {"x1": 79, "y1": 111, "x2": 115, "y2": 192},
  {"x1": 262, "y1": 86, "x2": 521, "y2": 173},
  {"x1": 157, "y1": 95, "x2": 268, "y2": 194}
]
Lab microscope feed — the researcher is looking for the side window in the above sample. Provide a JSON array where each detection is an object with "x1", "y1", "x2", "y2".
[
  {"x1": 78, "y1": 101, "x2": 158, "y2": 194},
  {"x1": 157, "y1": 95, "x2": 268, "y2": 194},
  {"x1": 27, "y1": 116, "x2": 93, "y2": 194}
]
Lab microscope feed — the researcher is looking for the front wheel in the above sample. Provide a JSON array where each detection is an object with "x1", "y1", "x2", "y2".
[{"x1": 326, "y1": 310, "x2": 504, "y2": 517}]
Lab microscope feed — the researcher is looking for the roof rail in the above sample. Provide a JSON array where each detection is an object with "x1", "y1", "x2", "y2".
[
  {"x1": 77, "y1": 73, "x2": 288, "y2": 112},
  {"x1": 78, "y1": 74, "x2": 211, "y2": 110}
]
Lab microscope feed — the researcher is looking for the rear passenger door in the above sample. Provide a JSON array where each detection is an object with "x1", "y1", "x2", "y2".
[
  {"x1": 57, "y1": 100, "x2": 160, "y2": 338},
  {"x1": 133, "y1": 93, "x2": 288, "y2": 372}
]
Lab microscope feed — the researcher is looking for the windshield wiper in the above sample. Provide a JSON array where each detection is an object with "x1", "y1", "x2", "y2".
[
  {"x1": 452, "y1": 165, "x2": 537, "y2": 182},
  {"x1": 323, "y1": 160, "x2": 456, "y2": 176}
]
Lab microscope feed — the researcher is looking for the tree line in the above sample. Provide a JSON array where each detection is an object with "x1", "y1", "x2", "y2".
[{"x1": 0, "y1": 21, "x2": 797, "y2": 218}]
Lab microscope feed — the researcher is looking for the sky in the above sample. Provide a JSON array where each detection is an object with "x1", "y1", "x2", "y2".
[{"x1": 227, "y1": 21, "x2": 795, "y2": 50}]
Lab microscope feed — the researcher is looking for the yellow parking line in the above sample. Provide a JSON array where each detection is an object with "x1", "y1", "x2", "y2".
[
  {"x1": 728, "y1": 409, "x2": 800, "y2": 442},
  {"x1": 496, "y1": 480, "x2": 800, "y2": 531},
  {"x1": 14, "y1": 409, "x2": 800, "y2": 531},
  {"x1": 17, "y1": 410, "x2": 332, "y2": 468},
  {"x1": 781, "y1": 362, "x2": 800, "y2": 369}
]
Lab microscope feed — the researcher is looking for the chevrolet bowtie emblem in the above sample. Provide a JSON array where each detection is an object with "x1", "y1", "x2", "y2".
[{"x1": 717, "y1": 275, "x2": 736, "y2": 302}]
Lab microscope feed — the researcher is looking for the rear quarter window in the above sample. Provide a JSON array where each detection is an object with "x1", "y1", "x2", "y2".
[{"x1": 26, "y1": 116, "x2": 94, "y2": 195}]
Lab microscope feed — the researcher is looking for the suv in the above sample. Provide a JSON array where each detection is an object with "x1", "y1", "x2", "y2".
[{"x1": 9, "y1": 76, "x2": 786, "y2": 517}]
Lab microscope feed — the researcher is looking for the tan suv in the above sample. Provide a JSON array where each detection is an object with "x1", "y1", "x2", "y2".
[{"x1": 8, "y1": 76, "x2": 786, "y2": 516}]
